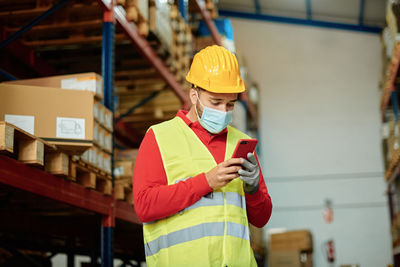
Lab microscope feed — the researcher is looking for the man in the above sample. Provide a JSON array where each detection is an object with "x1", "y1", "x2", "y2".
[{"x1": 133, "y1": 45, "x2": 272, "y2": 266}]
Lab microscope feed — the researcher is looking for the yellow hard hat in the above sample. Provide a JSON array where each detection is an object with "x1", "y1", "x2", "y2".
[{"x1": 186, "y1": 45, "x2": 245, "y2": 93}]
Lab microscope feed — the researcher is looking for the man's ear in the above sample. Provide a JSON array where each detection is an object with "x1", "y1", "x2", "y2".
[{"x1": 189, "y1": 87, "x2": 197, "y2": 106}]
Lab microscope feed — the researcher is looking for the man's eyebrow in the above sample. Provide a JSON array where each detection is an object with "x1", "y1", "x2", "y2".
[{"x1": 209, "y1": 97, "x2": 237, "y2": 102}]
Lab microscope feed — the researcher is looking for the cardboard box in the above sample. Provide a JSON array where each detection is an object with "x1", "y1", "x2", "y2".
[
  {"x1": 103, "y1": 152, "x2": 112, "y2": 175},
  {"x1": 98, "y1": 104, "x2": 105, "y2": 126},
  {"x1": 114, "y1": 160, "x2": 134, "y2": 178},
  {"x1": 5, "y1": 72, "x2": 104, "y2": 100},
  {"x1": 270, "y1": 230, "x2": 313, "y2": 252},
  {"x1": 269, "y1": 250, "x2": 301, "y2": 267},
  {"x1": 93, "y1": 122, "x2": 100, "y2": 146},
  {"x1": 114, "y1": 149, "x2": 139, "y2": 161},
  {"x1": 0, "y1": 83, "x2": 93, "y2": 154},
  {"x1": 269, "y1": 250, "x2": 312, "y2": 267},
  {"x1": 99, "y1": 127, "x2": 105, "y2": 149},
  {"x1": 104, "y1": 130, "x2": 112, "y2": 153},
  {"x1": 94, "y1": 100, "x2": 113, "y2": 132},
  {"x1": 94, "y1": 101, "x2": 101, "y2": 122},
  {"x1": 103, "y1": 107, "x2": 113, "y2": 132},
  {"x1": 88, "y1": 146, "x2": 97, "y2": 167},
  {"x1": 250, "y1": 224, "x2": 265, "y2": 248},
  {"x1": 96, "y1": 147, "x2": 103, "y2": 170}
]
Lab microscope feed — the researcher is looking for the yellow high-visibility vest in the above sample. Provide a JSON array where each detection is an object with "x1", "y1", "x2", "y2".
[{"x1": 143, "y1": 117, "x2": 257, "y2": 267}]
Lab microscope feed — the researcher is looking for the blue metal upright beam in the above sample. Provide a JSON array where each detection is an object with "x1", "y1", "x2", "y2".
[
  {"x1": 178, "y1": 0, "x2": 188, "y2": 22},
  {"x1": 0, "y1": 69, "x2": 17, "y2": 80},
  {"x1": 101, "y1": 224, "x2": 114, "y2": 267},
  {"x1": 101, "y1": 7, "x2": 115, "y2": 267},
  {"x1": 102, "y1": 22, "x2": 115, "y2": 111}
]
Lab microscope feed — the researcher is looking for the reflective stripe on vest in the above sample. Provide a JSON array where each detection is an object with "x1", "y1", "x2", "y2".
[
  {"x1": 146, "y1": 117, "x2": 256, "y2": 267},
  {"x1": 145, "y1": 221, "x2": 249, "y2": 257},
  {"x1": 144, "y1": 191, "x2": 246, "y2": 225}
]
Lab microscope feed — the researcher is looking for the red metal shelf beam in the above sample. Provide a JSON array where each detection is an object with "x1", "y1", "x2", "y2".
[
  {"x1": 96, "y1": 1, "x2": 190, "y2": 108},
  {"x1": 0, "y1": 155, "x2": 141, "y2": 224},
  {"x1": 0, "y1": 155, "x2": 111, "y2": 215},
  {"x1": 116, "y1": 201, "x2": 141, "y2": 224}
]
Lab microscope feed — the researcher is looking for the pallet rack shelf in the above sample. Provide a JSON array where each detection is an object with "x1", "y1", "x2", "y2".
[
  {"x1": 0, "y1": 0, "x2": 234, "y2": 266},
  {"x1": 381, "y1": 42, "x2": 400, "y2": 119}
]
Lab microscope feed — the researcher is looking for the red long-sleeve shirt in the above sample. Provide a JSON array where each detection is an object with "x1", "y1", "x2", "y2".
[{"x1": 133, "y1": 110, "x2": 272, "y2": 228}]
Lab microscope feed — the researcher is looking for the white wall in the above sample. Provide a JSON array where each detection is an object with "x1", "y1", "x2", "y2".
[{"x1": 231, "y1": 19, "x2": 392, "y2": 266}]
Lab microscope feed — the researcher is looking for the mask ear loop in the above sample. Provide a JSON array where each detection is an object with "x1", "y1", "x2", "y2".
[{"x1": 194, "y1": 88, "x2": 203, "y2": 120}]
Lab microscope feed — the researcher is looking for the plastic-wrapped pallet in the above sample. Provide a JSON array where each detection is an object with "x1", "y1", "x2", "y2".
[
  {"x1": 104, "y1": 131, "x2": 112, "y2": 153},
  {"x1": 103, "y1": 153, "x2": 112, "y2": 175},
  {"x1": 154, "y1": 0, "x2": 172, "y2": 50}
]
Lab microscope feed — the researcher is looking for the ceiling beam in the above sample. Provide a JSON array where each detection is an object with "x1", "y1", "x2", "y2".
[{"x1": 218, "y1": 9, "x2": 382, "y2": 34}]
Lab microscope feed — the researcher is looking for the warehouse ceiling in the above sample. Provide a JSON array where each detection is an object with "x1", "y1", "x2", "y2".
[{"x1": 217, "y1": 0, "x2": 385, "y2": 28}]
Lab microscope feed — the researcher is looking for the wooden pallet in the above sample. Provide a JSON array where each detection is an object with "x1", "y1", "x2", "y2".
[
  {"x1": 386, "y1": 149, "x2": 400, "y2": 181},
  {"x1": 69, "y1": 161, "x2": 112, "y2": 196},
  {"x1": 114, "y1": 177, "x2": 133, "y2": 204},
  {"x1": 0, "y1": 121, "x2": 69, "y2": 176}
]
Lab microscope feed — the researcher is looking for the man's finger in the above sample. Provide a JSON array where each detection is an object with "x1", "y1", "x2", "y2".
[
  {"x1": 238, "y1": 168, "x2": 255, "y2": 177},
  {"x1": 225, "y1": 165, "x2": 242, "y2": 175},
  {"x1": 241, "y1": 158, "x2": 255, "y2": 170},
  {"x1": 222, "y1": 174, "x2": 239, "y2": 181},
  {"x1": 247, "y1": 153, "x2": 257, "y2": 165},
  {"x1": 224, "y1": 157, "x2": 243, "y2": 167}
]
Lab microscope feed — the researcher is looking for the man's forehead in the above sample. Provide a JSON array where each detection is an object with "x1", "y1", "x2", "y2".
[{"x1": 205, "y1": 91, "x2": 238, "y2": 101}]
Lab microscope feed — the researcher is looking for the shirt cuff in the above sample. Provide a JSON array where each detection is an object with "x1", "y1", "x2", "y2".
[
  {"x1": 245, "y1": 188, "x2": 264, "y2": 204},
  {"x1": 191, "y1": 173, "x2": 213, "y2": 197}
]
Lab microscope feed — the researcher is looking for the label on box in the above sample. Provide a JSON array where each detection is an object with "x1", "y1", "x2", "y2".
[
  {"x1": 56, "y1": 117, "x2": 85, "y2": 139},
  {"x1": 5, "y1": 114, "x2": 35, "y2": 135},
  {"x1": 61, "y1": 77, "x2": 96, "y2": 93}
]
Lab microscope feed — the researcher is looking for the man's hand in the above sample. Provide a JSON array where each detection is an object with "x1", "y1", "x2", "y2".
[
  {"x1": 238, "y1": 153, "x2": 260, "y2": 195},
  {"x1": 205, "y1": 158, "x2": 243, "y2": 190}
]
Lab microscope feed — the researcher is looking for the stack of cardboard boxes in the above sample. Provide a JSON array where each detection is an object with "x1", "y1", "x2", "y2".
[
  {"x1": 269, "y1": 230, "x2": 313, "y2": 267},
  {"x1": 169, "y1": 4, "x2": 193, "y2": 84},
  {"x1": 113, "y1": 149, "x2": 138, "y2": 204},
  {"x1": 383, "y1": 117, "x2": 400, "y2": 180},
  {"x1": 3, "y1": 73, "x2": 113, "y2": 176}
]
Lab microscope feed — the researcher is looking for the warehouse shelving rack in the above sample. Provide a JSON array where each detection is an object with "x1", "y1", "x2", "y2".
[
  {"x1": 381, "y1": 38, "x2": 400, "y2": 266},
  {"x1": 0, "y1": 0, "x2": 235, "y2": 266},
  {"x1": 0, "y1": 0, "x2": 260, "y2": 266}
]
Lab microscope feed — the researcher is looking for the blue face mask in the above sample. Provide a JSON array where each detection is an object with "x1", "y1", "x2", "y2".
[{"x1": 195, "y1": 93, "x2": 233, "y2": 134}]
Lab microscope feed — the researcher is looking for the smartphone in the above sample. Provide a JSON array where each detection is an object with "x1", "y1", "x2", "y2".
[{"x1": 232, "y1": 139, "x2": 258, "y2": 159}]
